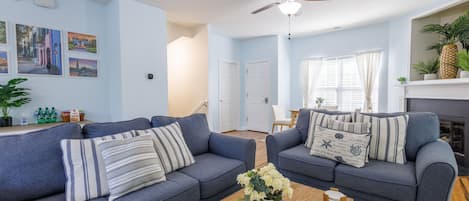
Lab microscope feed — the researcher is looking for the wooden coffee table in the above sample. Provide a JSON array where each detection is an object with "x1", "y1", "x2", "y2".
[{"x1": 222, "y1": 182, "x2": 353, "y2": 201}]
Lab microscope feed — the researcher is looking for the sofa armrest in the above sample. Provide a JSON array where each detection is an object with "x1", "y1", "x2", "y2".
[
  {"x1": 209, "y1": 133, "x2": 256, "y2": 170},
  {"x1": 416, "y1": 140, "x2": 458, "y2": 201},
  {"x1": 266, "y1": 128, "x2": 302, "y2": 166}
]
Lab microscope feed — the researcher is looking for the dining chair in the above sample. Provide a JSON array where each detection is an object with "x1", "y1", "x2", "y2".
[{"x1": 272, "y1": 105, "x2": 292, "y2": 133}]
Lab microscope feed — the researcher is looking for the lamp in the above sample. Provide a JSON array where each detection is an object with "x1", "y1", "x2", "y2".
[{"x1": 278, "y1": 0, "x2": 302, "y2": 15}]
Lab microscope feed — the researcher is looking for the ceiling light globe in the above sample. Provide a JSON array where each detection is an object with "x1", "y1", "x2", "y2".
[{"x1": 278, "y1": 1, "x2": 302, "y2": 15}]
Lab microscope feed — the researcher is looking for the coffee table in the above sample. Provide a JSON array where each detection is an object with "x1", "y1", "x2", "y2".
[{"x1": 222, "y1": 182, "x2": 353, "y2": 201}]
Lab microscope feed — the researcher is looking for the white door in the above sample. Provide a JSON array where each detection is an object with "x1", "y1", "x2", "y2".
[
  {"x1": 219, "y1": 61, "x2": 240, "y2": 132},
  {"x1": 246, "y1": 61, "x2": 271, "y2": 133}
]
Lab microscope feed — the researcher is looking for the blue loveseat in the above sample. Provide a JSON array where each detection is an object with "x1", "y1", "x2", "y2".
[
  {"x1": 266, "y1": 109, "x2": 458, "y2": 201},
  {"x1": 0, "y1": 114, "x2": 256, "y2": 201}
]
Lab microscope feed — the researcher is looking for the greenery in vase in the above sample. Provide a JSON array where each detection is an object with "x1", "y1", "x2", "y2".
[
  {"x1": 315, "y1": 97, "x2": 325, "y2": 108},
  {"x1": 412, "y1": 58, "x2": 440, "y2": 75},
  {"x1": 422, "y1": 11, "x2": 469, "y2": 47},
  {"x1": 0, "y1": 78, "x2": 31, "y2": 118},
  {"x1": 237, "y1": 163, "x2": 293, "y2": 201},
  {"x1": 397, "y1": 77, "x2": 407, "y2": 84},
  {"x1": 458, "y1": 50, "x2": 469, "y2": 72}
]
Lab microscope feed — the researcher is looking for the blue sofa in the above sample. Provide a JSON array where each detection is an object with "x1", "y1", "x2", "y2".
[
  {"x1": 0, "y1": 114, "x2": 256, "y2": 201},
  {"x1": 266, "y1": 109, "x2": 458, "y2": 201}
]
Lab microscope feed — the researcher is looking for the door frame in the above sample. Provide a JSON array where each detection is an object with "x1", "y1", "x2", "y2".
[
  {"x1": 218, "y1": 59, "x2": 241, "y2": 132},
  {"x1": 245, "y1": 60, "x2": 272, "y2": 133}
]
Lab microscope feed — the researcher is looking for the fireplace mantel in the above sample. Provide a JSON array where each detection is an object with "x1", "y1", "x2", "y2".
[{"x1": 400, "y1": 79, "x2": 469, "y2": 101}]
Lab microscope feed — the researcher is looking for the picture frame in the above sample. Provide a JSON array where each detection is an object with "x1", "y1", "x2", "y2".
[
  {"x1": 67, "y1": 32, "x2": 97, "y2": 54},
  {"x1": 15, "y1": 23, "x2": 63, "y2": 76},
  {"x1": 0, "y1": 50, "x2": 9, "y2": 74},
  {"x1": 68, "y1": 57, "x2": 98, "y2": 78},
  {"x1": 0, "y1": 20, "x2": 7, "y2": 45}
]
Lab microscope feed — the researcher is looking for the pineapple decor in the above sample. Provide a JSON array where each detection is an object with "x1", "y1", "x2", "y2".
[{"x1": 422, "y1": 11, "x2": 469, "y2": 79}]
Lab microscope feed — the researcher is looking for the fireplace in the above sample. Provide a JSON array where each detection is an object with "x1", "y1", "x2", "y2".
[{"x1": 407, "y1": 98, "x2": 469, "y2": 168}]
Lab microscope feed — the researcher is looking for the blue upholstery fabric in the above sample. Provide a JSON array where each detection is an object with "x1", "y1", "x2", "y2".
[
  {"x1": 278, "y1": 145, "x2": 337, "y2": 181},
  {"x1": 115, "y1": 172, "x2": 200, "y2": 201},
  {"x1": 415, "y1": 141, "x2": 457, "y2": 201},
  {"x1": 35, "y1": 194, "x2": 107, "y2": 201},
  {"x1": 151, "y1": 114, "x2": 211, "y2": 155},
  {"x1": 209, "y1": 133, "x2": 256, "y2": 170},
  {"x1": 0, "y1": 124, "x2": 82, "y2": 201},
  {"x1": 82, "y1": 118, "x2": 151, "y2": 138},
  {"x1": 339, "y1": 186, "x2": 394, "y2": 201},
  {"x1": 335, "y1": 160, "x2": 417, "y2": 201},
  {"x1": 179, "y1": 153, "x2": 246, "y2": 199},
  {"x1": 279, "y1": 169, "x2": 335, "y2": 190},
  {"x1": 200, "y1": 185, "x2": 241, "y2": 201},
  {"x1": 266, "y1": 128, "x2": 302, "y2": 166},
  {"x1": 295, "y1": 109, "x2": 352, "y2": 142}
]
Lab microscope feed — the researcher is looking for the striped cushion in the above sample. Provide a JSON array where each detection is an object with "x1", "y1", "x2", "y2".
[
  {"x1": 134, "y1": 122, "x2": 195, "y2": 173},
  {"x1": 61, "y1": 131, "x2": 136, "y2": 201},
  {"x1": 326, "y1": 118, "x2": 370, "y2": 134},
  {"x1": 355, "y1": 114, "x2": 409, "y2": 164},
  {"x1": 305, "y1": 111, "x2": 353, "y2": 148},
  {"x1": 98, "y1": 135, "x2": 166, "y2": 201}
]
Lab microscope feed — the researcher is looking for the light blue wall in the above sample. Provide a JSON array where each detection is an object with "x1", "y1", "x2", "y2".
[
  {"x1": 277, "y1": 36, "x2": 291, "y2": 109},
  {"x1": 290, "y1": 23, "x2": 390, "y2": 112},
  {"x1": 207, "y1": 26, "x2": 241, "y2": 131},
  {"x1": 0, "y1": 0, "x2": 110, "y2": 124},
  {"x1": 239, "y1": 36, "x2": 279, "y2": 128}
]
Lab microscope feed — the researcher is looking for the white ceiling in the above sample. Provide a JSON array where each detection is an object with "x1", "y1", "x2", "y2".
[{"x1": 144, "y1": 0, "x2": 442, "y2": 38}]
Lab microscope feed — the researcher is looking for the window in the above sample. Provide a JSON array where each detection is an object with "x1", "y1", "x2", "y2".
[{"x1": 309, "y1": 56, "x2": 379, "y2": 112}]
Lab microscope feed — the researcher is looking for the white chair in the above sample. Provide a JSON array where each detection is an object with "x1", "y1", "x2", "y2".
[{"x1": 272, "y1": 105, "x2": 292, "y2": 133}]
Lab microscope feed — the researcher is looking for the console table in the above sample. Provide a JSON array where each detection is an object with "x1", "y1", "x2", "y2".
[{"x1": 0, "y1": 121, "x2": 91, "y2": 136}]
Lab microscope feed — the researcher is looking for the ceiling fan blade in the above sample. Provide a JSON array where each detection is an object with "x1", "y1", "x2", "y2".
[
  {"x1": 303, "y1": 0, "x2": 328, "y2": 1},
  {"x1": 251, "y1": 2, "x2": 281, "y2": 14}
]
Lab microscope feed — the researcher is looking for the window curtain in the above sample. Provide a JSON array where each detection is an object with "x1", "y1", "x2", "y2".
[
  {"x1": 355, "y1": 51, "x2": 382, "y2": 112},
  {"x1": 301, "y1": 59, "x2": 323, "y2": 108}
]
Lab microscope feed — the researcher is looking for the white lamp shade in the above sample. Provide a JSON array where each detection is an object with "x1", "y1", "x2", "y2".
[{"x1": 278, "y1": 1, "x2": 302, "y2": 15}]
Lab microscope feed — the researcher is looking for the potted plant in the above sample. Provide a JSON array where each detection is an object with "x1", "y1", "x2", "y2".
[
  {"x1": 0, "y1": 78, "x2": 31, "y2": 127},
  {"x1": 458, "y1": 50, "x2": 469, "y2": 78},
  {"x1": 397, "y1": 77, "x2": 407, "y2": 84},
  {"x1": 412, "y1": 58, "x2": 440, "y2": 80},
  {"x1": 237, "y1": 163, "x2": 293, "y2": 201},
  {"x1": 422, "y1": 11, "x2": 469, "y2": 79},
  {"x1": 315, "y1": 97, "x2": 325, "y2": 109}
]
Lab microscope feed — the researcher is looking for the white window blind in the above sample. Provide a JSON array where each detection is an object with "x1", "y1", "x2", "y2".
[{"x1": 310, "y1": 56, "x2": 379, "y2": 112}]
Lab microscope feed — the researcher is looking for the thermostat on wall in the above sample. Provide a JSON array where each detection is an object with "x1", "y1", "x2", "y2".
[{"x1": 34, "y1": 0, "x2": 57, "y2": 9}]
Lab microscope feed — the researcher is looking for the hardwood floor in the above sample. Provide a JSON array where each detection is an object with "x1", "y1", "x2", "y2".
[{"x1": 225, "y1": 130, "x2": 469, "y2": 201}]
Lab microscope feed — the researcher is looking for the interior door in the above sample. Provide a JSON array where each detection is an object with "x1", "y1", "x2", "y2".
[
  {"x1": 219, "y1": 61, "x2": 240, "y2": 132},
  {"x1": 246, "y1": 61, "x2": 271, "y2": 133}
]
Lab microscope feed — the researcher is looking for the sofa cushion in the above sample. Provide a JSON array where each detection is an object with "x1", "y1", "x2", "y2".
[
  {"x1": 278, "y1": 145, "x2": 337, "y2": 181},
  {"x1": 179, "y1": 153, "x2": 245, "y2": 199},
  {"x1": 35, "y1": 193, "x2": 107, "y2": 201},
  {"x1": 0, "y1": 123, "x2": 82, "y2": 201},
  {"x1": 82, "y1": 118, "x2": 151, "y2": 138},
  {"x1": 296, "y1": 109, "x2": 353, "y2": 143},
  {"x1": 151, "y1": 113, "x2": 211, "y2": 155},
  {"x1": 335, "y1": 160, "x2": 417, "y2": 201}
]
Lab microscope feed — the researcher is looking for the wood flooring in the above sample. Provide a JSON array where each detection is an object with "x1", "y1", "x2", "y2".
[{"x1": 224, "y1": 130, "x2": 469, "y2": 201}]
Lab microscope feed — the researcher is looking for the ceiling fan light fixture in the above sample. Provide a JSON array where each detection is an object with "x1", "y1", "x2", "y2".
[{"x1": 278, "y1": 0, "x2": 302, "y2": 15}]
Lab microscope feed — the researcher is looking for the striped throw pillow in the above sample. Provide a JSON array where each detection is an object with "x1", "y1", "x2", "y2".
[
  {"x1": 99, "y1": 135, "x2": 166, "y2": 201},
  {"x1": 355, "y1": 114, "x2": 409, "y2": 164},
  {"x1": 134, "y1": 122, "x2": 195, "y2": 173},
  {"x1": 305, "y1": 111, "x2": 353, "y2": 148},
  {"x1": 61, "y1": 131, "x2": 137, "y2": 201}
]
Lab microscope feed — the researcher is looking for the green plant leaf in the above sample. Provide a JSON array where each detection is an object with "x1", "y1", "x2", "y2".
[
  {"x1": 412, "y1": 58, "x2": 440, "y2": 74},
  {"x1": 0, "y1": 78, "x2": 31, "y2": 117}
]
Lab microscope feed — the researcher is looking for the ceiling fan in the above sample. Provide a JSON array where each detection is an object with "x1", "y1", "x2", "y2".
[{"x1": 252, "y1": 0, "x2": 327, "y2": 16}]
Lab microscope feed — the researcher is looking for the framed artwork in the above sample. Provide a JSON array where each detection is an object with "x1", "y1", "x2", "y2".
[
  {"x1": 69, "y1": 57, "x2": 97, "y2": 77},
  {"x1": 16, "y1": 24, "x2": 62, "y2": 75},
  {"x1": 0, "y1": 51, "x2": 8, "y2": 74},
  {"x1": 0, "y1": 21, "x2": 6, "y2": 45},
  {"x1": 68, "y1": 32, "x2": 97, "y2": 54}
]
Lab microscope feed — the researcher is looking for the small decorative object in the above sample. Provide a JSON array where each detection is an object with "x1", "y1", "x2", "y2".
[
  {"x1": 0, "y1": 20, "x2": 6, "y2": 45},
  {"x1": 315, "y1": 97, "x2": 325, "y2": 109},
  {"x1": 0, "y1": 78, "x2": 31, "y2": 127},
  {"x1": 422, "y1": 11, "x2": 469, "y2": 79},
  {"x1": 237, "y1": 163, "x2": 293, "y2": 201},
  {"x1": 16, "y1": 24, "x2": 62, "y2": 75},
  {"x1": 457, "y1": 50, "x2": 469, "y2": 78},
  {"x1": 61, "y1": 110, "x2": 85, "y2": 122},
  {"x1": 68, "y1": 32, "x2": 97, "y2": 54},
  {"x1": 323, "y1": 188, "x2": 349, "y2": 201},
  {"x1": 20, "y1": 113, "x2": 28, "y2": 126},
  {"x1": 397, "y1": 77, "x2": 407, "y2": 84},
  {"x1": 412, "y1": 58, "x2": 439, "y2": 80},
  {"x1": 0, "y1": 51, "x2": 8, "y2": 74},
  {"x1": 69, "y1": 109, "x2": 81, "y2": 122},
  {"x1": 34, "y1": 107, "x2": 58, "y2": 124},
  {"x1": 69, "y1": 57, "x2": 98, "y2": 77}
]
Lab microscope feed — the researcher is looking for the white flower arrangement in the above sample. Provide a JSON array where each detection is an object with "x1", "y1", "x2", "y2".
[{"x1": 237, "y1": 163, "x2": 293, "y2": 201}]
